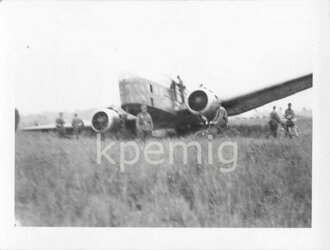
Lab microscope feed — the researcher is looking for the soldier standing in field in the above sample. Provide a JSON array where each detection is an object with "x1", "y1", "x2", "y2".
[
  {"x1": 71, "y1": 113, "x2": 84, "y2": 139},
  {"x1": 284, "y1": 103, "x2": 297, "y2": 137},
  {"x1": 136, "y1": 104, "x2": 154, "y2": 140},
  {"x1": 55, "y1": 112, "x2": 67, "y2": 138},
  {"x1": 285, "y1": 103, "x2": 295, "y2": 123},
  {"x1": 268, "y1": 106, "x2": 281, "y2": 138}
]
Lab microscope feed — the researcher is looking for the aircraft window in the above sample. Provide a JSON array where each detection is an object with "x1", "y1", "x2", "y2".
[
  {"x1": 149, "y1": 84, "x2": 153, "y2": 93},
  {"x1": 150, "y1": 97, "x2": 154, "y2": 106}
]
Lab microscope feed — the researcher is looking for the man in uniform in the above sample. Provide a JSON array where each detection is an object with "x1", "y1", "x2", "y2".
[
  {"x1": 71, "y1": 113, "x2": 84, "y2": 139},
  {"x1": 210, "y1": 101, "x2": 228, "y2": 134},
  {"x1": 268, "y1": 106, "x2": 281, "y2": 138},
  {"x1": 136, "y1": 104, "x2": 154, "y2": 140},
  {"x1": 285, "y1": 103, "x2": 295, "y2": 120},
  {"x1": 284, "y1": 103, "x2": 297, "y2": 137},
  {"x1": 55, "y1": 112, "x2": 67, "y2": 138}
]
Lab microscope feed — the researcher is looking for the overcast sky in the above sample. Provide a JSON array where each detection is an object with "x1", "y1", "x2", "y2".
[{"x1": 3, "y1": 1, "x2": 314, "y2": 115}]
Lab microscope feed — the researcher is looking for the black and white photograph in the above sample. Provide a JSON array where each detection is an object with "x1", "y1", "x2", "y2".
[{"x1": 1, "y1": 0, "x2": 330, "y2": 249}]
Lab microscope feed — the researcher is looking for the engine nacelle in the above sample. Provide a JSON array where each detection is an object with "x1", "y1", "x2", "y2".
[
  {"x1": 186, "y1": 87, "x2": 220, "y2": 120},
  {"x1": 91, "y1": 108, "x2": 121, "y2": 133}
]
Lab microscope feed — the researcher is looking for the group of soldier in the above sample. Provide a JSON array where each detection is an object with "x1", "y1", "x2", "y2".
[
  {"x1": 53, "y1": 102, "x2": 298, "y2": 140},
  {"x1": 268, "y1": 103, "x2": 297, "y2": 138},
  {"x1": 55, "y1": 112, "x2": 84, "y2": 139},
  {"x1": 53, "y1": 74, "x2": 297, "y2": 140},
  {"x1": 54, "y1": 107, "x2": 155, "y2": 140},
  {"x1": 134, "y1": 99, "x2": 298, "y2": 140}
]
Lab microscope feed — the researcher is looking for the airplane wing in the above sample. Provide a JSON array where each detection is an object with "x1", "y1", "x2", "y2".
[
  {"x1": 21, "y1": 120, "x2": 92, "y2": 132},
  {"x1": 221, "y1": 74, "x2": 312, "y2": 116},
  {"x1": 20, "y1": 106, "x2": 136, "y2": 133}
]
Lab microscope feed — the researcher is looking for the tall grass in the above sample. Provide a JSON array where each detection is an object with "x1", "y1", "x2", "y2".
[{"x1": 15, "y1": 118, "x2": 312, "y2": 227}]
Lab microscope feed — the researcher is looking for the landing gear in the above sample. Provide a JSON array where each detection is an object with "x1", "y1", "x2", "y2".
[{"x1": 175, "y1": 123, "x2": 192, "y2": 136}]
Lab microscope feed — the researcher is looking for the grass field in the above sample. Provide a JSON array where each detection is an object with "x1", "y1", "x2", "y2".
[{"x1": 15, "y1": 118, "x2": 312, "y2": 227}]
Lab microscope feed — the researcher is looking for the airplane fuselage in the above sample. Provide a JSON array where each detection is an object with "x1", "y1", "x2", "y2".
[{"x1": 119, "y1": 76, "x2": 192, "y2": 129}]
